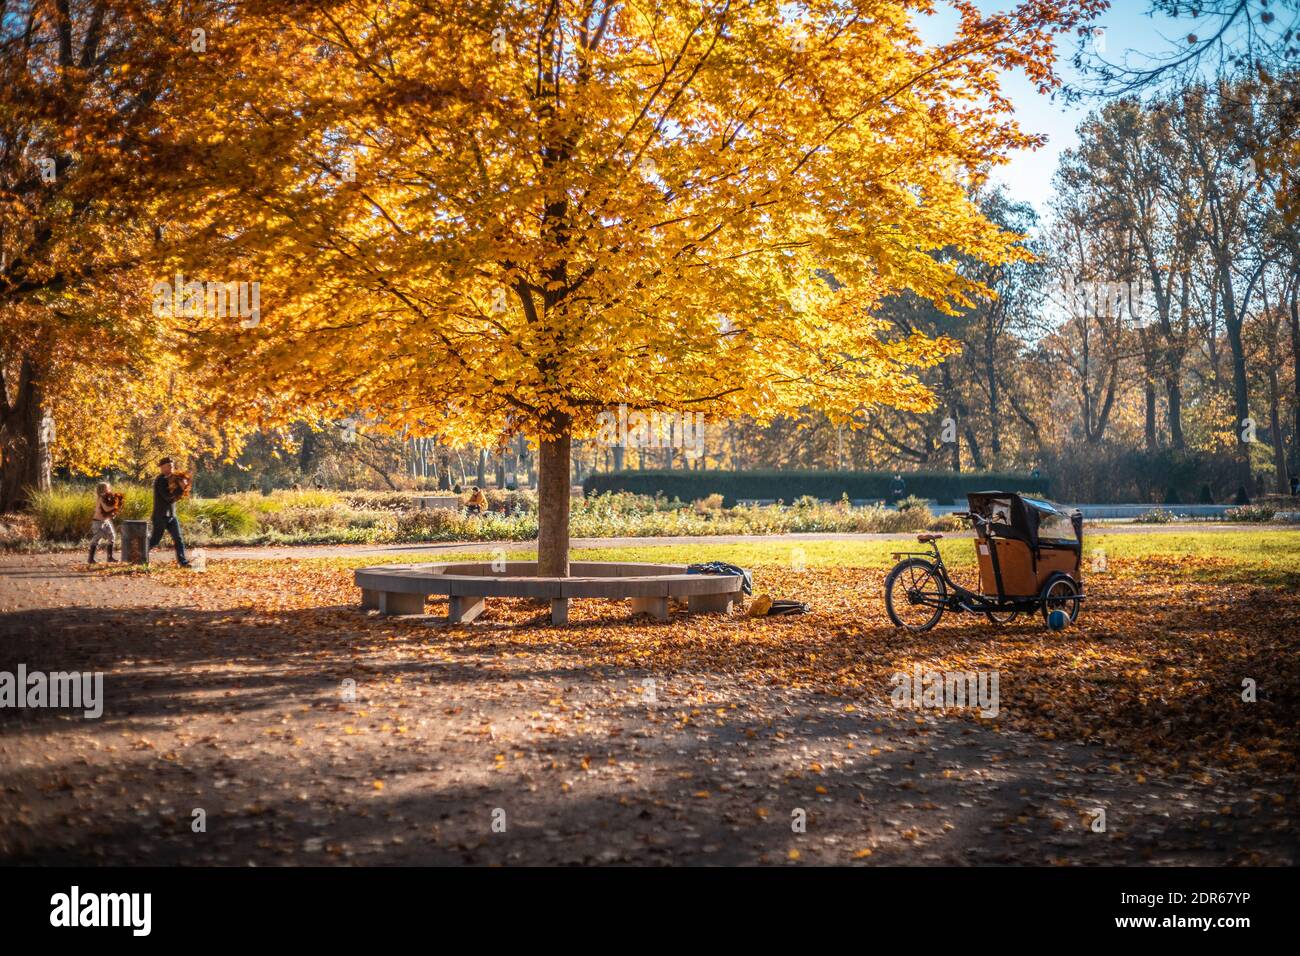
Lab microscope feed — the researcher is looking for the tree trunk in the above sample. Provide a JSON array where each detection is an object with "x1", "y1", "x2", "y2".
[
  {"x1": 1219, "y1": 263, "x2": 1252, "y2": 489},
  {"x1": 0, "y1": 356, "x2": 52, "y2": 512},
  {"x1": 939, "y1": 363, "x2": 960, "y2": 473},
  {"x1": 986, "y1": 331, "x2": 1000, "y2": 460},
  {"x1": 962, "y1": 421, "x2": 984, "y2": 470},
  {"x1": 1225, "y1": 317, "x2": 1252, "y2": 489},
  {"x1": 536, "y1": 412, "x2": 572, "y2": 577},
  {"x1": 297, "y1": 424, "x2": 318, "y2": 474},
  {"x1": 1144, "y1": 381, "x2": 1157, "y2": 452},
  {"x1": 476, "y1": 448, "x2": 487, "y2": 487},
  {"x1": 1165, "y1": 372, "x2": 1185, "y2": 451},
  {"x1": 1268, "y1": 366, "x2": 1287, "y2": 493},
  {"x1": 1289, "y1": 284, "x2": 1300, "y2": 482}
]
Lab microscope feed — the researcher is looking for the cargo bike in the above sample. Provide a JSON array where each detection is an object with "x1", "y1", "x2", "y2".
[{"x1": 884, "y1": 491, "x2": 1085, "y2": 632}]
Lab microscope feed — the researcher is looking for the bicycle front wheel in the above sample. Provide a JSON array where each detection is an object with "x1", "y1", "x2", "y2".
[{"x1": 884, "y1": 559, "x2": 947, "y2": 632}]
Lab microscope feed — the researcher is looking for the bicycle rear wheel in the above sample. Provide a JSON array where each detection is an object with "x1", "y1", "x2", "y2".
[{"x1": 884, "y1": 559, "x2": 947, "y2": 632}]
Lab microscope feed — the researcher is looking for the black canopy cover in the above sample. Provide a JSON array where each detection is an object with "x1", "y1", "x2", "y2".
[{"x1": 966, "y1": 491, "x2": 1083, "y2": 550}]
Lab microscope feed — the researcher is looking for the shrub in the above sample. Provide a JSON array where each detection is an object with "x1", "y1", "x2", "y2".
[
  {"x1": 29, "y1": 486, "x2": 96, "y2": 541},
  {"x1": 1224, "y1": 504, "x2": 1276, "y2": 523},
  {"x1": 393, "y1": 508, "x2": 459, "y2": 540},
  {"x1": 228, "y1": 489, "x2": 341, "y2": 513},
  {"x1": 694, "y1": 493, "x2": 724, "y2": 513},
  {"x1": 185, "y1": 499, "x2": 258, "y2": 537},
  {"x1": 253, "y1": 504, "x2": 377, "y2": 535},
  {"x1": 393, "y1": 507, "x2": 538, "y2": 542},
  {"x1": 928, "y1": 512, "x2": 969, "y2": 532},
  {"x1": 341, "y1": 491, "x2": 416, "y2": 512},
  {"x1": 485, "y1": 488, "x2": 537, "y2": 514},
  {"x1": 29, "y1": 484, "x2": 161, "y2": 541},
  {"x1": 119, "y1": 486, "x2": 154, "y2": 520},
  {"x1": 581, "y1": 469, "x2": 1050, "y2": 506},
  {"x1": 1134, "y1": 508, "x2": 1178, "y2": 524}
]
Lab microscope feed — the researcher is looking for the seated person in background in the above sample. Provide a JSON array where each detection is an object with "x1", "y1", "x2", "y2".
[{"x1": 465, "y1": 486, "x2": 488, "y2": 515}]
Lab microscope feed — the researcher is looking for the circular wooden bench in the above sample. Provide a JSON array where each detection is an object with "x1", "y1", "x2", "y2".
[{"x1": 354, "y1": 561, "x2": 743, "y2": 624}]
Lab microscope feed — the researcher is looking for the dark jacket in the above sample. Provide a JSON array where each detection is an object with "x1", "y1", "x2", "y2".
[{"x1": 152, "y1": 474, "x2": 176, "y2": 519}]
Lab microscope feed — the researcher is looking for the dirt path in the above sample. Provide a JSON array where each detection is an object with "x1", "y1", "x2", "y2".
[{"x1": 0, "y1": 554, "x2": 1291, "y2": 865}]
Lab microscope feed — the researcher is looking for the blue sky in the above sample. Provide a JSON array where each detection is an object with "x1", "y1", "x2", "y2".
[{"x1": 915, "y1": 0, "x2": 1191, "y2": 219}]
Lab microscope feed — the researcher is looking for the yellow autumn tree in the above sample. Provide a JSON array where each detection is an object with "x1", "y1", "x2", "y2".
[
  {"x1": 174, "y1": 0, "x2": 1098, "y2": 573},
  {"x1": 0, "y1": 0, "x2": 231, "y2": 508}
]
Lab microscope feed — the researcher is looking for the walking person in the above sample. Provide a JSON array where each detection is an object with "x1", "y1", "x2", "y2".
[
  {"x1": 88, "y1": 482, "x2": 121, "y2": 564},
  {"x1": 148, "y1": 457, "x2": 191, "y2": 568}
]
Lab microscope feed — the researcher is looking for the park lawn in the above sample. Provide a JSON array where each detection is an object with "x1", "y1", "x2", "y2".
[
  {"x1": 219, "y1": 529, "x2": 1300, "y2": 587},
  {"x1": 580, "y1": 530, "x2": 1300, "y2": 585}
]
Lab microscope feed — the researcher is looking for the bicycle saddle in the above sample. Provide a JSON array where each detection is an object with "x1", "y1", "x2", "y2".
[{"x1": 916, "y1": 532, "x2": 944, "y2": 543}]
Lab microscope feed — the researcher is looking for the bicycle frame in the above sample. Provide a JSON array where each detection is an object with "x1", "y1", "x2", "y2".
[{"x1": 890, "y1": 519, "x2": 1082, "y2": 615}]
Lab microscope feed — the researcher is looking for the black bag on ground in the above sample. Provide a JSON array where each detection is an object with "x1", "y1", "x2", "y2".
[
  {"x1": 766, "y1": 600, "x2": 810, "y2": 616},
  {"x1": 686, "y1": 561, "x2": 753, "y2": 595}
]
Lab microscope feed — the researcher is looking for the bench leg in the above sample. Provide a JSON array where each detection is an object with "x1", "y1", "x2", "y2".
[
  {"x1": 448, "y1": 595, "x2": 486, "y2": 624},
  {"x1": 378, "y1": 591, "x2": 425, "y2": 615},
  {"x1": 688, "y1": 592, "x2": 735, "y2": 614},
  {"x1": 550, "y1": 599, "x2": 569, "y2": 626},
  {"x1": 361, "y1": 588, "x2": 379, "y2": 610},
  {"x1": 629, "y1": 596, "x2": 669, "y2": 621}
]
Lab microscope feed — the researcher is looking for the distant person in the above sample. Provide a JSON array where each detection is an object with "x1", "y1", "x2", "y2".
[
  {"x1": 1290, "y1": 475, "x2": 1299, "y2": 497},
  {"x1": 465, "y1": 486, "x2": 488, "y2": 516},
  {"x1": 890, "y1": 473, "x2": 906, "y2": 500},
  {"x1": 88, "y1": 481, "x2": 120, "y2": 564},
  {"x1": 149, "y1": 457, "x2": 191, "y2": 568}
]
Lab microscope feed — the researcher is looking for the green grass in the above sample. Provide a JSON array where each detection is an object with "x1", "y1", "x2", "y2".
[
  {"x1": 273, "y1": 530, "x2": 1300, "y2": 587},
  {"x1": 582, "y1": 530, "x2": 1300, "y2": 576}
]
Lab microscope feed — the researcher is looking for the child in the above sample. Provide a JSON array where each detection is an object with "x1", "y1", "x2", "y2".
[{"x1": 88, "y1": 482, "x2": 120, "y2": 564}]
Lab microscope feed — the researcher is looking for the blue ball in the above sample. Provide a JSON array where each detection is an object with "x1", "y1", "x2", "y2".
[{"x1": 1047, "y1": 609, "x2": 1069, "y2": 631}]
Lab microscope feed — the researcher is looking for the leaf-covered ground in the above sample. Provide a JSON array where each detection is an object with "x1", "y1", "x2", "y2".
[{"x1": 0, "y1": 534, "x2": 1295, "y2": 865}]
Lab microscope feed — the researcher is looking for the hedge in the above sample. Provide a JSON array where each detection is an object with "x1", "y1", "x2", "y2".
[{"x1": 581, "y1": 470, "x2": 1050, "y2": 506}]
